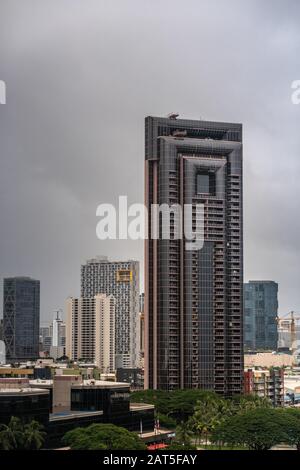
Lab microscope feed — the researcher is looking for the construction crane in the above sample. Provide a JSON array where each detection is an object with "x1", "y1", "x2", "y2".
[{"x1": 277, "y1": 311, "x2": 300, "y2": 355}]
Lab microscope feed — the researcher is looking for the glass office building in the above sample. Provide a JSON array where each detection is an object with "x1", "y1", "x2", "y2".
[
  {"x1": 145, "y1": 116, "x2": 244, "y2": 396},
  {"x1": 3, "y1": 277, "x2": 40, "y2": 361},
  {"x1": 0, "y1": 388, "x2": 50, "y2": 426},
  {"x1": 244, "y1": 281, "x2": 278, "y2": 351}
]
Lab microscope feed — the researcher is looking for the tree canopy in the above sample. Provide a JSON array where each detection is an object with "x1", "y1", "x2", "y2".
[
  {"x1": 130, "y1": 389, "x2": 220, "y2": 422},
  {"x1": 282, "y1": 408, "x2": 300, "y2": 450},
  {"x1": 212, "y1": 408, "x2": 300, "y2": 451},
  {"x1": 130, "y1": 389, "x2": 271, "y2": 425},
  {"x1": 63, "y1": 423, "x2": 146, "y2": 450},
  {"x1": 0, "y1": 417, "x2": 46, "y2": 450}
]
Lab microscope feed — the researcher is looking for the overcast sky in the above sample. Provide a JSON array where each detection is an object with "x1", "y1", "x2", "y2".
[{"x1": 0, "y1": 0, "x2": 299, "y2": 323}]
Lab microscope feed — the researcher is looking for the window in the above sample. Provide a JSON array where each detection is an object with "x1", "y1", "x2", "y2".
[{"x1": 197, "y1": 172, "x2": 216, "y2": 195}]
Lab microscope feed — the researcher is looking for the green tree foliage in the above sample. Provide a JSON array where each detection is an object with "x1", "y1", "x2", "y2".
[
  {"x1": 131, "y1": 389, "x2": 219, "y2": 422},
  {"x1": 131, "y1": 389, "x2": 300, "y2": 451},
  {"x1": 231, "y1": 394, "x2": 272, "y2": 413},
  {"x1": 175, "y1": 421, "x2": 194, "y2": 446},
  {"x1": 156, "y1": 413, "x2": 177, "y2": 429},
  {"x1": 189, "y1": 396, "x2": 232, "y2": 444},
  {"x1": 282, "y1": 408, "x2": 300, "y2": 450},
  {"x1": 63, "y1": 423, "x2": 146, "y2": 450},
  {"x1": 167, "y1": 422, "x2": 197, "y2": 450},
  {"x1": 0, "y1": 417, "x2": 46, "y2": 450},
  {"x1": 0, "y1": 417, "x2": 24, "y2": 450},
  {"x1": 211, "y1": 408, "x2": 300, "y2": 450},
  {"x1": 23, "y1": 420, "x2": 47, "y2": 450}
]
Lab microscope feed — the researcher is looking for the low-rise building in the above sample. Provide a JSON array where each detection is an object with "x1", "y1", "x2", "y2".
[
  {"x1": 0, "y1": 366, "x2": 35, "y2": 379},
  {"x1": 0, "y1": 377, "x2": 155, "y2": 448},
  {"x1": 284, "y1": 372, "x2": 300, "y2": 405},
  {"x1": 0, "y1": 387, "x2": 50, "y2": 426},
  {"x1": 244, "y1": 367, "x2": 284, "y2": 407}
]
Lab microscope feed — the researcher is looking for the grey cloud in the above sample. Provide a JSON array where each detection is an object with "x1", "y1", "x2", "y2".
[{"x1": 0, "y1": 0, "x2": 300, "y2": 321}]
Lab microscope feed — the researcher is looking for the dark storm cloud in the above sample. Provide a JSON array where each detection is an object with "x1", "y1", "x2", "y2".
[{"x1": 0, "y1": 0, "x2": 299, "y2": 321}]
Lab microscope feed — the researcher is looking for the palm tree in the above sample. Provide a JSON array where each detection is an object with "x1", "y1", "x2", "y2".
[
  {"x1": 234, "y1": 395, "x2": 272, "y2": 414},
  {"x1": 23, "y1": 421, "x2": 46, "y2": 450},
  {"x1": 192, "y1": 397, "x2": 232, "y2": 446},
  {"x1": 0, "y1": 417, "x2": 24, "y2": 450},
  {"x1": 175, "y1": 421, "x2": 194, "y2": 447}
]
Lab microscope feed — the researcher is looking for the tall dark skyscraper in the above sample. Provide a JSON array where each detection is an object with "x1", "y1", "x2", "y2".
[
  {"x1": 3, "y1": 277, "x2": 40, "y2": 361},
  {"x1": 244, "y1": 281, "x2": 278, "y2": 351},
  {"x1": 145, "y1": 115, "x2": 244, "y2": 396}
]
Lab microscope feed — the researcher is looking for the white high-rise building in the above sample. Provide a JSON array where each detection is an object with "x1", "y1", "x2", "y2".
[
  {"x1": 40, "y1": 312, "x2": 66, "y2": 359},
  {"x1": 66, "y1": 294, "x2": 115, "y2": 373},
  {"x1": 81, "y1": 257, "x2": 140, "y2": 369},
  {"x1": 50, "y1": 310, "x2": 66, "y2": 359}
]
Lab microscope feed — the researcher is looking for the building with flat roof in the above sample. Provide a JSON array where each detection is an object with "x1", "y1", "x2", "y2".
[
  {"x1": 244, "y1": 368, "x2": 284, "y2": 407},
  {"x1": 244, "y1": 281, "x2": 278, "y2": 351},
  {"x1": 0, "y1": 377, "x2": 155, "y2": 448},
  {"x1": 145, "y1": 115, "x2": 244, "y2": 395},
  {"x1": 0, "y1": 387, "x2": 50, "y2": 426},
  {"x1": 66, "y1": 294, "x2": 115, "y2": 372},
  {"x1": 244, "y1": 352, "x2": 294, "y2": 368},
  {"x1": 3, "y1": 277, "x2": 40, "y2": 361},
  {"x1": 81, "y1": 257, "x2": 140, "y2": 369}
]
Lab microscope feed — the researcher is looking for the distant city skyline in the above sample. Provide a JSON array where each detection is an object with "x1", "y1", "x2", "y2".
[{"x1": 1, "y1": 0, "x2": 300, "y2": 322}]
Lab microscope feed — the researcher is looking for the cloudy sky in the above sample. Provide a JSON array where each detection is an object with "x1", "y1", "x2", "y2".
[{"x1": 0, "y1": 0, "x2": 299, "y2": 323}]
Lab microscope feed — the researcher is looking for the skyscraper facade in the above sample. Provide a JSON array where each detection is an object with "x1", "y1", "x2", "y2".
[
  {"x1": 39, "y1": 326, "x2": 52, "y2": 354},
  {"x1": 145, "y1": 116, "x2": 244, "y2": 396},
  {"x1": 139, "y1": 293, "x2": 145, "y2": 368},
  {"x1": 3, "y1": 277, "x2": 40, "y2": 361},
  {"x1": 51, "y1": 312, "x2": 66, "y2": 359},
  {"x1": 81, "y1": 257, "x2": 140, "y2": 369},
  {"x1": 66, "y1": 294, "x2": 115, "y2": 372},
  {"x1": 244, "y1": 281, "x2": 278, "y2": 351}
]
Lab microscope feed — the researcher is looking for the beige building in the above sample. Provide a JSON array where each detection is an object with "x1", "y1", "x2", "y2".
[
  {"x1": 66, "y1": 294, "x2": 115, "y2": 372},
  {"x1": 52, "y1": 373, "x2": 82, "y2": 412},
  {"x1": 244, "y1": 352, "x2": 294, "y2": 368},
  {"x1": 81, "y1": 257, "x2": 140, "y2": 369}
]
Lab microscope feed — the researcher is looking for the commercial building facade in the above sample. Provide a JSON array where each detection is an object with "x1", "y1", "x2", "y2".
[
  {"x1": 66, "y1": 294, "x2": 115, "y2": 372},
  {"x1": 81, "y1": 257, "x2": 140, "y2": 368},
  {"x1": 244, "y1": 281, "x2": 278, "y2": 351},
  {"x1": 3, "y1": 277, "x2": 40, "y2": 361},
  {"x1": 0, "y1": 388, "x2": 50, "y2": 426},
  {"x1": 116, "y1": 367, "x2": 144, "y2": 389},
  {"x1": 40, "y1": 326, "x2": 52, "y2": 354},
  {"x1": 145, "y1": 116, "x2": 244, "y2": 395},
  {"x1": 0, "y1": 378, "x2": 155, "y2": 448}
]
